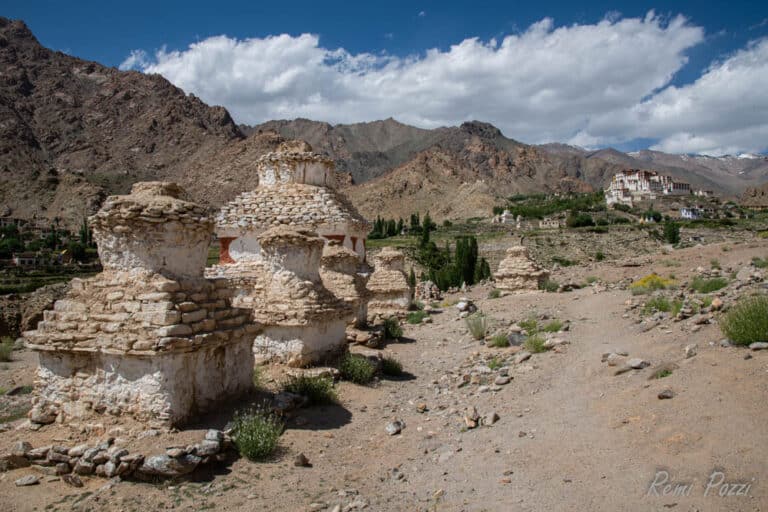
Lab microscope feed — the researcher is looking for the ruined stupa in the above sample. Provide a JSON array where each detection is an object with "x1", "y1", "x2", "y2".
[
  {"x1": 366, "y1": 247, "x2": 413, "y2": 320},
  {"x1": 251, "y1": 227, "x2": 352, "y2": 366},
  {"x1": 494, "y1": 245, "x2": 550, "y2": 292},
  {"x1": 24, "y1": 182, "x2": 256, "y2": 426},
  {"x1": 320, "y1": 243, "x2": 370, "y2": 328},
  {"x1": 210, "y1": 141, "x2": 370, "y2": 271}
]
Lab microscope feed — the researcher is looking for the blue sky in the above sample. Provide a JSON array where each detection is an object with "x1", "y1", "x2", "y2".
[{"x1": 4, "y1": 1, "x2": 768, "y2": 154}]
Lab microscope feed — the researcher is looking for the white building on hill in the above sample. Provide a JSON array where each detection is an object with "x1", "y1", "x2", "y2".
[{"x1": 605, "y1": 170, "x2": 691, "y2": 207}]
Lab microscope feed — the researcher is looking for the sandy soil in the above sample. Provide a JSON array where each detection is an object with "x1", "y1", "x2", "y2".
[{"x1": 1, "y1": 239, "x2": 767, "y2": 511}]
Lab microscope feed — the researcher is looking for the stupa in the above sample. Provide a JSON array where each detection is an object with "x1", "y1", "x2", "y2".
[
  {"x1": 494, "y1": 245, "x2": 550, "y2": 292},
  {"x1": 24, "y1": 182, "x2": 256, "y2": 426}
]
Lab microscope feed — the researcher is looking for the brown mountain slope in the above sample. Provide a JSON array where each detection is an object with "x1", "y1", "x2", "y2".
[{"x1": 0, "y1": 17, "x2": 242, "y2": 225}]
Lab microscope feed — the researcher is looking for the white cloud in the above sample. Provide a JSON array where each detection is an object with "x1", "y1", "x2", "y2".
[
  {"x1": 418, "y1": 11, "x2": 426, "y2": 17},
  {"x1": 580, "y1": 37, "x2": 768, "y2": 155},
  {"x1": 118, "y1": 13, "x2": 765, "y2": 154},
  {"x1": 119, "y1": 49, "x2": 150, "y2": 71}
]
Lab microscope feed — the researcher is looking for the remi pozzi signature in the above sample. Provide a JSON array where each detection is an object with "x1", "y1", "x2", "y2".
[{"x1": 647, "y1": 469, "x2": 755, "y2": 498}]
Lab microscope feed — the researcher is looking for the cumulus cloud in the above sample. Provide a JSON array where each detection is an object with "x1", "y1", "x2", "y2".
[
  {"x1": 118, "y1": 12, "x2": 766, "y2": 154},
  {"x1": 580, "y1": 38, "x2": 768, "y2": 155}
]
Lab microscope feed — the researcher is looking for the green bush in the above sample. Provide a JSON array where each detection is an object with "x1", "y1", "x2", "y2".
[
  {"x1": 540, "y1": 320, "x2": 563, "y2": 333},
  {"x1": 751, "y1": 257, "x2": 768, "y2": 269},
  {"x1": 232, "y1": 407, "x2": 284, "y2": 461},
  {"x1": 551, "y1": 256, "x2": 575, "y2": 267},
  {"x1": 406, "y1": 311, "x2": 428, "y2": 324},
  {"x1": 690, "y1": 276, "x2": 728, "y2": 293},
  {"x1": 595, "y1": 251, "x2": 605, "y2": 261},
  {"x1": 0, "y1": 338, "x2": 14, "y2": 363},
  {"x1": 465, "y1": 312, "x2": 489, "y2": 340},
  {"x1": 518, "y1": 317, "x2": 538, "y2": 334},
  {"x1": 487, "y1": 356, "x2": 503, "y2": 370},
  {"x1": 488, "y1": 288, "x2": 502, "y2": 299},
  {"x1": 719, "y1": 296, "x2": 768, "y2": 346},
  {"x1": 524, "y1": 334, "x2": 547, "y2": 353},
  {"x1": 710, "y1": 259, "x2": 721, "y2": 270},
  {"x1": 488, "y1": 333, "x2": 510, "y2": 348},
  {"x1": 339, "y1": 353, "x2": 376, "y2": 384},
  {"x1": 380, "y1": 356, "x2": 403, "y2": 377},
  {"x1": 539, "y1": 279, "x2": 559, "y2": 293},
  {"x1": 642, "y1": 296, "x2": 671, "y2": 315},
  {"x1": 282, "y1": 375, "x2": 337, "y2": 406},
  {"x1": 383, "y1": 317, "x2": 403, "y2": 339}
]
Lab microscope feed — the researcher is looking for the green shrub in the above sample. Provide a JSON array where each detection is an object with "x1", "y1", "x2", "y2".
[
  {"x1": 339, "y1": 353, "x2": 376, "y2": 384},
  {"x1": 671, "y1": 300, "x2": 683, "y2": 316},
  {"x1": 652, "y1": 368, "x2": 673, "y2": 379},
  {"x1": 383, "y1": 317, "x2": 403, "y2": 339},
  {"x1": 643, "y1": 296, "x2": 671, "y2": 315},
  {"x1": 551, "y1": 256, "x2": 575, "y2": 267},
  {"x1": 585, "y1": 276, "x2": 598, "y2": 284},
  {"x1": 524, "y1": 334, "x2": 547, "y2": 353},
  {"x1": 595, "y1": 251, "x2": 605, "y2": 261},
  {"x1": 411, "y1": 300, "x2": 424, "y2": 311},
  {"x1": 0, "y1": 338, "x2": 13, "y2": 363},
  {"x1": 232, "y1": 407, "x2": 284, "y2": 461},
  {"x1": 701, "y1": 296, "x2": 713, "y2": 308},
  {"x1": 488, "y1": 333, "x2": 510, "y2": 348},
  {"x1": 719, "y1": 296, "x2": 768, "y2": 346},
  {"x1": 406, "y1": 311, "x2": 428, "y2": 324},
  {"x1": 282, "y1": 375, "x2": 337, "y2": 405},
  {"x1": 690, "y1": 277, "x2": 728, "y2": 294},
  {"x1": 710, "y1": 259, "x2": 721, "y2": 270},
  {"x1": 487, "y1": 356, "x2": 503, "y2": 370},
  {"x1": 252, "y1": 366, "x2": 263, "y2": 388},
  {"x1": 488, "y1": 288, "x2": 502, "y2": 299},
  {"x1": 518, "y1": 317, "x2": 538, "y2": 334},
  {"x1": 539, "y1": 279, "x2": 559, "y2": 293},
  {"x1": 751, "y1": 256, "x2": 768, "y2": 269},
  {"x1": 465, "y1": 312, "x2": 489, "y2": 340},
  {"x1": 540, "y1": 320, "x2": 563, "y2": 333},
  {"x1": 380, "y1": 356, "x2": 403, "y2": 377}
]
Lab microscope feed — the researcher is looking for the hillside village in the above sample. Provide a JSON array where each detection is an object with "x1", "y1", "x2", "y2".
[{"x1": 0, "y1": 13, "x2": 767, "y2": 512}]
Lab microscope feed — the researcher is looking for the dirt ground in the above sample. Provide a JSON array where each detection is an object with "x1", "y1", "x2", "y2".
[{"x1": 1, "y1": 239, "x2": 768, "y2": 511}]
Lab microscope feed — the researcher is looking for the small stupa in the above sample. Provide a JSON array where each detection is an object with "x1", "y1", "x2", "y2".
[
  {"x1": 366, "y1": 247, "x2": 413, "y2": 320},
  {"x1": 494, "y1": 245, "x2": 550, "y2": 292}
]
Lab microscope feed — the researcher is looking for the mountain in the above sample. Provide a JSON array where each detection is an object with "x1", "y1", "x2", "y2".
[
  {"x1": 0, "y1": 17, "x2": 243, "y2": 225},
  {"x1": 1, "y1": 17, "x2": 767, "y2": 227}
]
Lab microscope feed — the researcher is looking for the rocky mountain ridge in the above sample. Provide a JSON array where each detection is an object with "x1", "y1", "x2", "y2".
[{"x1": 1, "y1": 16, "x2": 767, "y2": 226}]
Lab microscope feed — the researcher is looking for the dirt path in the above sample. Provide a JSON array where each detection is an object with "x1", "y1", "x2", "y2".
[{"x1": 1, "y1": 240, "x2": 767, "y2": 511}]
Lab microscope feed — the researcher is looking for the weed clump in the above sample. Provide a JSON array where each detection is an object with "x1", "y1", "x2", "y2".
[
  {"x1": 380, "y1": 356, "x2": 403, "y2": 377},
  {"x1": 465, "y1": 312, "x2": 489, "y2": 340},
  {"x1": 232, "y1": 406, "x2": 284, "y2": 461},
  {"x1": 406, "y1": 311, "x2": 428, "y2": 324},
  {"x1": 488, "y1": 334, "x2": 510, "y2": 348},
  {"x1": 339, "y1": 353, "x2": 376, "y2": 385},
  {"x1": 524, "y1": 334, "x2": 548, "y2": 354},
  {"x1": 690, "y1": 276, "x2": 728, "y2": 294},
  {"x1": 282, "y1": 375, "x2": 337, "y2": 405},
  {"x1": 383, "y1": 317, "x2": 403, "y2": 339},
  {"x1": 720, "y1": 296, "x2": 768, "y2": 346}
]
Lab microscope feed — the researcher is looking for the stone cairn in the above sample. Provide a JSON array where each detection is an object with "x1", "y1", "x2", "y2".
[
  {"x1": 320, "y1": 243, "x2": 370, "y2": 328},
  {"x1": 366, "y1": 247, "x2": 413, "y2": 320},
  {"x1": 251, "y1": 227, "x2": 351, "y2": 367},
  {"x1": 24, "y1": 182, "x2": 256, "y2": 427},
  {"x1": 494, "y1": 245, "x2": 550, "y2": 292},
  {"x1": 415, "y1": 280, "x2": 442, "y2": 302}
]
